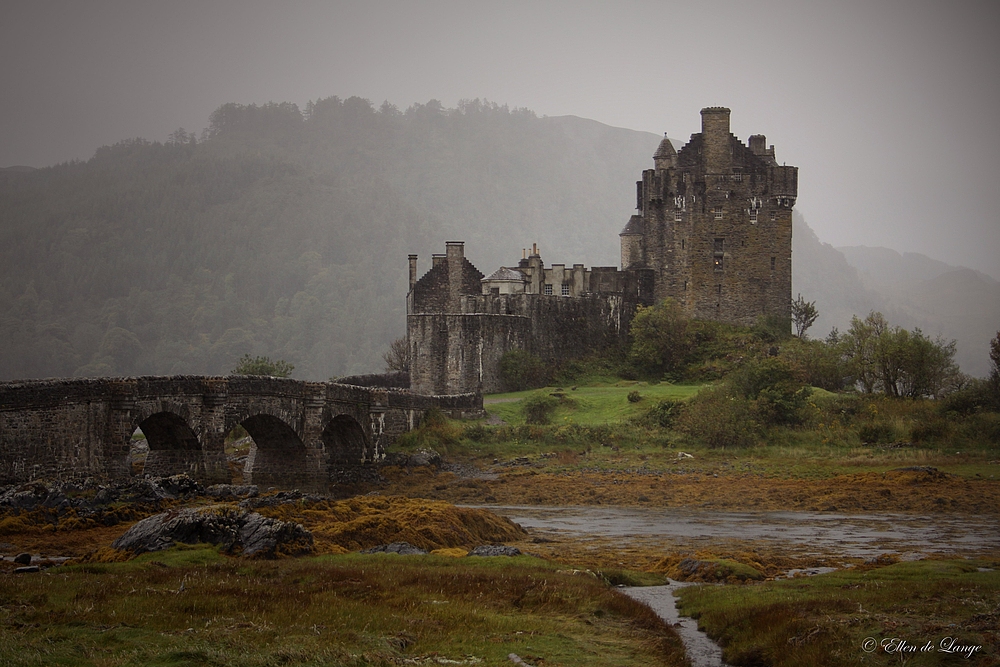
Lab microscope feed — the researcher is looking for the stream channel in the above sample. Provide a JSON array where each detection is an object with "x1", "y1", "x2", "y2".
[{"x1": 481, "y1": 505, "x2": 1000, "y2": 667}]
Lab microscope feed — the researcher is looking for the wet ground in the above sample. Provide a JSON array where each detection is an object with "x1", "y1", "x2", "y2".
[
  {"x1": 484, "y1": 505, "x2": 1000, "y2": 561},
  {"x1": 622, "y1": 583, "x2": 731, "y2": 667}
]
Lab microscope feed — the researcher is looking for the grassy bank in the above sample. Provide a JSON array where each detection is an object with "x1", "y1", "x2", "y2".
[
  {"x1": 675, "y1": 558, "x2": 1000, "y2": 667},
  {"x1": 0, "y1": 546, "x2": 687, "y2": 667}
]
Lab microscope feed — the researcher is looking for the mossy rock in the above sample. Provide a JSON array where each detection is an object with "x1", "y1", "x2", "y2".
[{"x1": 671, "y1": 557, "x2": 763, "y2": 583}]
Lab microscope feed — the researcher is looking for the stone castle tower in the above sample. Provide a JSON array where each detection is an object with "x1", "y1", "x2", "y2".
[
  {"x1": 621, "y1": 107, "x2": 797, "y2": 325},
  {"x1": 407, "y1": 107, "x2": 797, "y2": 395}
]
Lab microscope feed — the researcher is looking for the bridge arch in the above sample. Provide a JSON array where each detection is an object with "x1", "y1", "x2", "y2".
[
  {"x1": 323, "y1": 413, "x2": 371, "y2": 465},
  {"x1": 228, "y1": 409, "x2": 309, "y2": 488},
  {"x1": 132, "y1": 410, "x2": 203, "y2": 478}
]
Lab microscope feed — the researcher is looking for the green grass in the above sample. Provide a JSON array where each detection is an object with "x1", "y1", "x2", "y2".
[
  {"x1": 0, "y1": 547, "x2": 687, "y2": 667},
  {"x1": 485, "y1": 381, "x2": 705, "y2": 426},
  {"x1": 676, "y1": 558, "x2": 1000, "y2": 667}
]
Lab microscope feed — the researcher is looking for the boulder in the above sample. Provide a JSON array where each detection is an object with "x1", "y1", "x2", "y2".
[
  {"x1": 13, "y1": 553, "x2": 32, "y2": 565},
  {"x1": 13, "y1": 566, "x2": 40, "y2": 574},
  {"x1": 112, "y1": 505, "x2": 312, "y2": 558},
  {"x1": 362, "y1": 542, "x2": 428, "y2": 556},
  {"x1": 468, "y1": 545, "x2": 521, "y2": 557}
]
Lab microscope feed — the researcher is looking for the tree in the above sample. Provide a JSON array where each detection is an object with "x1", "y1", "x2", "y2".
[
  {"x1": 990, "y1": 330, "x2": 1000, "y2": 392},
  {"x1": 382, "y1": 337, "x2": 409, "y2": 374},
  {"x1": 840, "y1": 312, "x2": 957, "y2": 397},
  {"x1": 231, "y1": 354, "x2": 294, "y2": 378},
  {"x1": 791, "y1": 293, "x2": 819, "y2": 339},
  {"x1": 628, "y1": 299, "x2": 691, "y2": 377}
]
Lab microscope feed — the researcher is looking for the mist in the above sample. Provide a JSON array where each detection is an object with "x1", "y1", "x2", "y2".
[{"x1": 3, "y1": 1, "x2": 998, "y2": 278}]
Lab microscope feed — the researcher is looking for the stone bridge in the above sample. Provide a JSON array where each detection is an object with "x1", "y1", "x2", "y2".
[{"x1": 0, "y1": 376, "x2": 480, "y2": 490}]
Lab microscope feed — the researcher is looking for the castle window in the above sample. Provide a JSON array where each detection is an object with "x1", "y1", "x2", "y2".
[
  {"x1": 674, "y1": 212, "x2": 682, "y2": 222},
  {"x1": 681, "y1": 239, "x2": 685, "y2": 250},
  {"x1": 561, "y1": 283, "x2": 570, "y2": 296},
  {"x1": 770, "y1": 257, "x2": 776, "y2": 271},
  {"x1": 749, "y1": 210, "x2": 758, "y2": 224},
  {"x1": 684, "y1": 281, "x2": 688, "y2": 291},
  {"x1": 544, "y1": 284, "x2": 553, "y2": 296},
  {"x1": 770, "y1": 211, "x2": 776, "y2": 221},
  {"x1": 717, "y1": 284, "x2": 722, "y2": 294},
  {"x1": 490, "y1": 287, "x2": 500, "y2": 296},
  {"x1": 714, "y1": 238, "x2": 724, "y2": 253},
  {"x1": 713, "y1": 207, "x2": 724, "y2": 219},
  {"x1": 714, "y1": 256, "x2": 724, "y2": 271}
]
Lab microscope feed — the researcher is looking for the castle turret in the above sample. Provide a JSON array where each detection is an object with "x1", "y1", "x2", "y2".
[
  {"x1": 653, "y1": 134, "x2": 678, "y2": 171},
  {"x1": 619, "y1": 214, "x2": 643, "y2": 269}
]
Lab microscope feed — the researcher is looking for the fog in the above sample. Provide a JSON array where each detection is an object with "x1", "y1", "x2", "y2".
[{"x1": 2, "y1": 0, "x2": 998, "y2": 277}]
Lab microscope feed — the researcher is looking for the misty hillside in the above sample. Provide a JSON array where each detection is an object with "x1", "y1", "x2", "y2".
[
  {"x1": 0, "y1": 97, "x2": 994, "y2": 381},
  {"x1": 836, "y1": 246, "x2": 1000, "y2": 377}
]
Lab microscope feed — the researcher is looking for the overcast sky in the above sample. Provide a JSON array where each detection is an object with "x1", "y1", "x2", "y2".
[{"x1": 3, "y1": 0, "x2": 998, "y2": 277}]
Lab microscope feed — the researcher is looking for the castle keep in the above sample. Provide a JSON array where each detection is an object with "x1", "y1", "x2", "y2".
[{"x1": 407, "y1": 108, "x2": 797, "y2": 395}]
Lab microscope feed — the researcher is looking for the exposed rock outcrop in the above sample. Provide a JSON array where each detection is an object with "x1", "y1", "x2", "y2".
[{"x1": 111, "y1": 505, "x2": 312, "y2": 558}]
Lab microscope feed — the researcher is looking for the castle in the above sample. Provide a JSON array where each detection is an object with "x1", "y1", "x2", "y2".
[{"x1": 407, "y1": 107, "x2": 797, "y2": 395}]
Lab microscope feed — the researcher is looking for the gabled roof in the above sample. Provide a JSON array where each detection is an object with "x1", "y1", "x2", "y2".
[{"x1": 483, "y1": 266, "x2": 527, "y2": 282}]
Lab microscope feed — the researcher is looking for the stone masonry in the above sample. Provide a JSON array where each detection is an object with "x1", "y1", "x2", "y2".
[
  {"x1": 407, "y1": 107, "x2": 797, "y2": 395},
  {"x1": 0, "y1": 376, "x2": 481, "y2": 490}
]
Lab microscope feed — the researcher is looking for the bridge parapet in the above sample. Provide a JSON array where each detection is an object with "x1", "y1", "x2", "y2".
[{"x1": 0, "y1": 375, "x2": 482, "y2": 490}]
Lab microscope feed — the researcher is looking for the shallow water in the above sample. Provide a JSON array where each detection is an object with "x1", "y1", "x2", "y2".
[
  {"x1": 484, "y1": 505, "x2": 1000, "y2": 558},
  {"x1": 621, "y1": 582, "x2": 731, "y2": 667}
]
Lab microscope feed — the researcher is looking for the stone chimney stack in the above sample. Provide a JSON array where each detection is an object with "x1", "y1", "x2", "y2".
[
  {"x1": 408, "y1": 254, "x2": 418, "y2": 291},
  {"x1": 446, "y1": 241, "x2": 465, "y2": 312},
  {"x1": 701, "y1": 107, "x2": 732, "y2": 174}
]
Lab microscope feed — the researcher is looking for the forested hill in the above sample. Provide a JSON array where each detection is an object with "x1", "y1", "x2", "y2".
[
  {"x1": 1, "y1": 97, "x2": 993, "y2": 381},
  {"x1": 0, "y1": 98, "x2": 660, "y2": 381}
]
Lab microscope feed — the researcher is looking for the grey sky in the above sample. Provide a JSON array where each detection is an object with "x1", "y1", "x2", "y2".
[{"x1": 3, "y1": 0, "x2": 998, "y2": 277}]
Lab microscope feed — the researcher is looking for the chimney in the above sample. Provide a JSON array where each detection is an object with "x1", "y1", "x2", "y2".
[
  {"x1": 408, "y1": 254, "x2": 418, "y2": 291},
  {"x1": 432, "y1": 253, "x2": 445, "y2": 268},
  {"x1": 701, "y1": 107, "x2": 732, "y2": 173}
]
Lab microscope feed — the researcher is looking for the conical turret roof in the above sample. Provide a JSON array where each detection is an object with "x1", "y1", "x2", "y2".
[{"x1": 653, "y1": 133, "x2": 676, "y2": 160}]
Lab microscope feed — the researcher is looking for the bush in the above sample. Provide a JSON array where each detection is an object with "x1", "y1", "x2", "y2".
[
  {"x1": 857, "y1": 421, "x2": 899, "y2": 444},
  {"x1": 677, "y1": 386, "x2": 760, "y2": 448},
  {"x1": 523, "y1": 394, "x2": 559, "y2": 425},
  {"x1": 395, "y1": 407, "x2": 461, "y2": 450},
  {"x1": 627, "y1": 390, "x2": 642, "y2": 403},
  {"x1": 499, "y1": 350, "x2": 550, "y2": 392},
  {"x1": 642, "y1": 399, "x2": 685, "y2": 429},
  {"x1": 728, "y1": 357, "x2": 812, "y2": 426}
]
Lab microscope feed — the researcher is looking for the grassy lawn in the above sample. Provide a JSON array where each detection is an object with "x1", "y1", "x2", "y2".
[
  {"x1": 485, "y1": 381, "x2": 704, "y2": 426},
  {"x1": 676, "y1": 558, "x2": 1000, "y2": 667},
  {"x1": 0, "y1": 546, "x2": 687, "y2": 667}
]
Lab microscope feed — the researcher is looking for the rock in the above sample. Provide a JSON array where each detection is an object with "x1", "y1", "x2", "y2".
[
  {"x1": 362, "y1": 542, "x2": 429, "y2": 555},
  {"x1": 409, "y1": 449, "x2": 442, "y2": 467},
  {"x1": 13, "y1": 553, "x2": 32, "y2": 565},
  {"x1": 206, "y1": 484, "x2": 258, "y2": 499},
  {"x1": 111, "y1": 505, "x2": 312, "y2": 558},
  {"x1": 239, "y1": 512, "x2": 312, "y2": 557},
  {"x1": 13, "y1": 566, "x2": 40, "y2": 574},
  {"x1": 468, "y1": 545, "x2": 521, "y2": 557}
]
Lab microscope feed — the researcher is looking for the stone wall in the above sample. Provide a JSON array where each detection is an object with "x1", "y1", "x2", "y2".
[
  {"x1": 408, "y1": 292, "x2": 634, "y2": 395},
  {"x1": 0, "y1": 376, "x2": 481, "y2": 489}
]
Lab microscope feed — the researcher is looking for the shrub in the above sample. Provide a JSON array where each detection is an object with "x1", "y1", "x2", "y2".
[
  {"x1": 627, "y1": 390, "x2": 642, "y2": 403},
  {"x1": 642, "y1": 399, "x2": 685, "y2": 429},
  {"x1": 499, "y1": 350, "x2": 550, "y2": 392},
  {"x1": 395, "y1": 407, "x2": 461, "y2": 450},
  {"x1": 857, "y1": 421, "x2": 899, "y2": 444},
  {"x1": 523, "y1": 394, "x2": 559, "y2": 425},
  {"x1": 728, "y1": 357, "x2": 812, "y2": 426},
  {"x1": 677, "y1": 386, "x2": 760, "y2": 448}
]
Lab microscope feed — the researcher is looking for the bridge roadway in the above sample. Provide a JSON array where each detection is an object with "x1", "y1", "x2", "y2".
[{"x1": 0, "y1": 376, "x2": 480, "y2": 490}]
